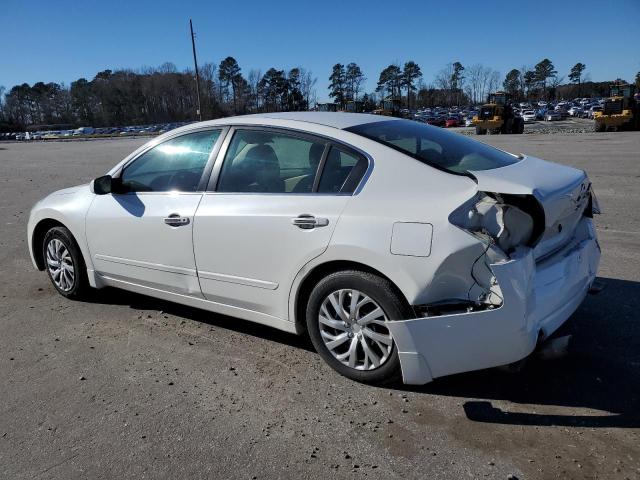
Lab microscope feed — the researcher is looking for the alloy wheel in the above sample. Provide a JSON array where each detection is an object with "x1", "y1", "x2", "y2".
[
  {"x1": 318, "y1": 289, "x2": 393, "y2": 371},
  {"x1": 46, "y1": 238, "x2": 75, "y2": 291}
]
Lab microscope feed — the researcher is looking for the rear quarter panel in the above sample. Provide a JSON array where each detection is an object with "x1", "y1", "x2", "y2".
[{"x1": 289, "y1": 138, "x2": 480, "y2": 317}]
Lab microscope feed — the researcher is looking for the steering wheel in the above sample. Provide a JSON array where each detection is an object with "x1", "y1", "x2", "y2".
[{"x1": 167, "y1": 170, "x2": 199, "y2": 192}]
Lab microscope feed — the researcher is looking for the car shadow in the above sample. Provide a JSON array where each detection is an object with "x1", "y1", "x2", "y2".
[
  {"x1": 403, "y1": 276, "x2": 640, "y2": 428},
  {"x1": 84, "y1": 276, "x2": 639, "y2": 428},
  {"x1": 84, "y1": 286, "x2": 314, "y2": 352}
]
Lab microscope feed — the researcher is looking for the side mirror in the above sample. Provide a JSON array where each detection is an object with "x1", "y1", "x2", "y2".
[{"x1": 93, "y1": 175, "x2": 113, "y2": 195}]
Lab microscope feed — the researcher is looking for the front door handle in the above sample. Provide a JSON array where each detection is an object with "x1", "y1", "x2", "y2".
[
  {"x1": 292, "y1": 214, "x2": 329, "y2": 230},
  {"x1": 164, "y1": 213, "x2": 190, "y2": 226}
]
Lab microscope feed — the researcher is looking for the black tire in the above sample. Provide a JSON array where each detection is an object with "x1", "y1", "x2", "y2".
[
  {"x1": 594, "y1": 122, "x2": 606, "y2": 132},
  {"x1": 475, "y1": 126, "x2": 486, "y2": 135},
  {"x1": 305, "y1": 270, "x2": 412, "y2": 385},
  {"x1": 42, "y1": 226, "x2": 89, "y2": 299}
]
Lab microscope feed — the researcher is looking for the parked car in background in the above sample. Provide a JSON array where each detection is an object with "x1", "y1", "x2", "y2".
[
  {"x1": 73, "y1": 127, "x2": 95, "y2": 136},
  {"x1": 545, "y1": 111, "x2": 561, "y2": 121},
  {"x1": 568, "y1": 106, "x2": 583, "y2": 117},
  {"x1": 522, "y1": 110, "x2": 536, "y2": 123},
  {"x1": 445, "y1": 117, "x2": 459, "y2": 128},
  {"x1": 426, "y1": 116, "x2": 446, "y2": 127},
  {"x1": 535, "y1": 108, "x2": 547, "y2": 120}
]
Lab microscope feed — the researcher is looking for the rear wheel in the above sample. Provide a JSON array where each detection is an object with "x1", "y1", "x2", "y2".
[
  {"x1": 42, "y1": 226, "x2": 89, "y2": 299},
  {"x1": 594, "y1": 122, "x2": 606, "y2": 132},
  {"x1": 475, "y1": 126, "x2": 486, "y2": 135},
  {"x1": 305, "y1": 270, "x2": 411, "y2": 384}
]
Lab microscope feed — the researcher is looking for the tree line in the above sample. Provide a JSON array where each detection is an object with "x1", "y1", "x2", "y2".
[
  {"x1": 1, "y1": 56, "x2": 639, "y2": 130},
  {"x1": 365, "y1": 59, "x2": 639, "y2": 109},
  {"x1": 326, "y1": 58, "x2": 639, "y2": 110},
  {"x1": 0, "y1": 58, "x2": 317, "y2": 130}
]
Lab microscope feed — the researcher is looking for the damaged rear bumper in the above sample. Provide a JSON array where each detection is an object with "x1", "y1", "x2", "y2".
[{"x1": 386, "y1": 218, "x2": 600, "y2": 385}]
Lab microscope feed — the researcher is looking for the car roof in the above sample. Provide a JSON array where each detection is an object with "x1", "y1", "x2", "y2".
[
  {"x1": 189, "y1": 112, "x2": 398, "y2": 131},
  {"x1": 244, "y1": 112, "x2": 395, "y2": 129}
]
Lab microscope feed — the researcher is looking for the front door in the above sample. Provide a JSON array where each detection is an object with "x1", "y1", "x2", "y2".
[
  {"x1": 86, "y1": 129, "x2": 223, "y2": 295},
  {"x1": 193, "y1": 128, "x2": 369, "y2": 320}
]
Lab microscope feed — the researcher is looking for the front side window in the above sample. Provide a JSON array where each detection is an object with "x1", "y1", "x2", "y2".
[
  {"x1": 120, "y1": 130, "x2": 221, "y2": 192},
  {"x1": 346, "y1": 119, "x2": 520, "y2": 174},
  {"x1": 217, "y1": 130, "x2": 326, "y2": 193}
]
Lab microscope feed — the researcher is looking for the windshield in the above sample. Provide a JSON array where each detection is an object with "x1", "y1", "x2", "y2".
[{"x1": 345, "y1": 119, "x2": 520, "y2": 174}]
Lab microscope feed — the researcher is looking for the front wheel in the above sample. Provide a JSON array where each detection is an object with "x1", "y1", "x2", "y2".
[
  {"x1": 305, "y1": 270, "x2": 412, "y2": 384},
  {"x1": 42, "y1": 226, "x2": 89, "y2": 299}
]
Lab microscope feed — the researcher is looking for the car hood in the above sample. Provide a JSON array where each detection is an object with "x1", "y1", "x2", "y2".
[
  {"x1": 50, "y1": 184, "x2": 90, "y2": 196},
  {"x1": 32, "y1": 183, "x2": 91, "y2": 211}
]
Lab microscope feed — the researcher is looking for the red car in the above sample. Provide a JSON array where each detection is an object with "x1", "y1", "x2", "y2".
[{"x1": 445, "y1": 117, "x2": 459, "y2": 128}]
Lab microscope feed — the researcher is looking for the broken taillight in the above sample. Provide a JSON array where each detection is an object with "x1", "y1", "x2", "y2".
[{"x1": 449, "y1": 192, "x2": 536, "y2": 254}]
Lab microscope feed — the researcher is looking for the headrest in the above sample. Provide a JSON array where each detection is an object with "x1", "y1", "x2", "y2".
[
  {"x1": 324, "y1": 148, "x2": 342, "y2": 171},
  {"x1": 309, "y1": 143, "x2": 324, "y2": 167}
]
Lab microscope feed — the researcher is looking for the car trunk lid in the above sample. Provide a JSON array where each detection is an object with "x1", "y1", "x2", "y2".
[{"x1": 470, "y1": 155, "x2": 591, "y2": 259}]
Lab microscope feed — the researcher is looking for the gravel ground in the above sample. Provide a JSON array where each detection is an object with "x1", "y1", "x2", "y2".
[{"x1": 0, "y1": 132, "x2": 639, "y2": 479}]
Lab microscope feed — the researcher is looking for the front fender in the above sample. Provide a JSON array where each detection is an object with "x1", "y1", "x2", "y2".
[{"x1": 27, "y1": 185, "x2": 95, "y2": 272}]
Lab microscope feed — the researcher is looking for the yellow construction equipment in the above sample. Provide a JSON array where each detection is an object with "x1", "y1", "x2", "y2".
[
  {"x1": 473, "y1": 92, "x2": 524, "y2": 135},
  {"x1": 593, "y1": 83, "x2": 640, "y2": 132}
]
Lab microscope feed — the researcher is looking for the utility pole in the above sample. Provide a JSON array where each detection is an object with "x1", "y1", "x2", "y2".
[{"x1": 190, "y1": 19, "x2": 202, "y2": 121}]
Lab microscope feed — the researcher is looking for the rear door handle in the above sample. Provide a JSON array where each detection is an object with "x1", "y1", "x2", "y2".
[
  {"x1": 292, "y1": 214, "x2": 329, "y2": 229},
  {"x1": 164, "y1": 213, "x2": 190, "y2": 226}
]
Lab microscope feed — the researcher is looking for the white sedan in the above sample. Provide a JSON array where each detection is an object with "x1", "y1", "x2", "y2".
[
  {"x1": 545, "y1": 111, "x2": 562, "y2": 121},
  {"x1": 521, "y1": 110, "x2": 537, "y2": 123},
  {"x1": 28, "y1": 113, "x2": 601, "y2": 385},
  {"x1": 568, "y1": 106, "x2": 583, "y2": 117}
]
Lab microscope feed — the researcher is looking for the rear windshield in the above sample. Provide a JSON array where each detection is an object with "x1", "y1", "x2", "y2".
[{"x1": 345, "y1": 119, "x2": 520, "y2": 174}]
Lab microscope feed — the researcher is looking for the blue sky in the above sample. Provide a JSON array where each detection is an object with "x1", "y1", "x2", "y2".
[{"x1": 2, "y1": 0, "x2": 639, "y2": 101}]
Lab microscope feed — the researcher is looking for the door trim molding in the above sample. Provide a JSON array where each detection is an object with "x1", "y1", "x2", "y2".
[
  {"x1": 98, "y1": 273, "x2": 295, "y2": 333},
  {"x1": 197, "y1": 270, "x2": 279, "y2": 290},
  {"x1": 94, "y1": 254, "x2": 197, "y2": 277}
]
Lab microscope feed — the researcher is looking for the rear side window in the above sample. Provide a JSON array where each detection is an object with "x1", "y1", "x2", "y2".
[
  {"x1": 217, "y1": 130, "x2": 326, "y2": 193},
  {"x1": 346, "y1": 119, "x2": 520, "y2": 174},
  {"x1": 120, "y1": 130, "x2": 221, "y2": 192},
  {"x1": 318, "y1": 147, "x2": 368, "y2": 194}
]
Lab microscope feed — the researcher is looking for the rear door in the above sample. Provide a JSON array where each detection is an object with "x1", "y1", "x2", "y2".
[{"x1": 192, "y1": 127, "x2": 369, "y2": 320}]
